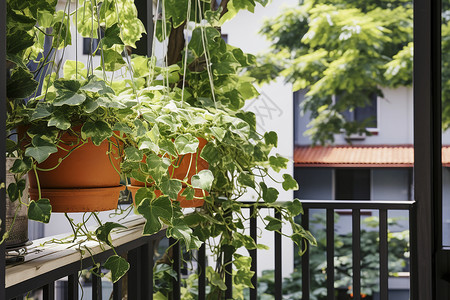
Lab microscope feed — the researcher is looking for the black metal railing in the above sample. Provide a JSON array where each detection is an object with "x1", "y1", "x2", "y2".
[
  {"x1": 300, "y1": 200, "x2": 415, "y2": 300},
  {"x1": 2, "y1": 200, "x2": 415, "y2": 300}
]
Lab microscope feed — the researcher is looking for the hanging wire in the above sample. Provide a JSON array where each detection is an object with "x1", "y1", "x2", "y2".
[
  {"x1": 181, "y1": 0, "x2": 192, "y2": 104},
  {"x1": 147, "y1": 0, "x2": 161, "y2": 87},
  {"x1": 196, "y1": 0, "x2": 217, "y2": 109},
  {"x1": 161, "y1": 0, "x2": 170, "y2": 95}
]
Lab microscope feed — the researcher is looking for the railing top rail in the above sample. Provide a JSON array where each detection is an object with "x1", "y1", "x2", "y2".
[
  {"x1": 5, "y1": 216, "x2": 163, "y2": 292},
  {"x1": 300, "y1": 200, "x2": 415, "y2": 210},
  {"x1": 240, "y1": 200, "x2": 415, "y2": 210}
]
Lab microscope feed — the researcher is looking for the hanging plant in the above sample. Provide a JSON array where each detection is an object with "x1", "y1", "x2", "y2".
[{"x1": 5, "y1": 0, "x2": 317, "y2": 293}]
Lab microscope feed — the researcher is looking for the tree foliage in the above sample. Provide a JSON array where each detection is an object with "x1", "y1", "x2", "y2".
[{"x1": 252, "y1": 0, "x2": 417, "y2": 144}]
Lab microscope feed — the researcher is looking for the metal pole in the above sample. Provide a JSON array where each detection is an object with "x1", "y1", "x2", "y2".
[
  {"x1": 0, "y1": 0, "x2": 7, "y2": 297},
  {"x1": 413, "y1": 0, "x2": 442, "y2": 298}
]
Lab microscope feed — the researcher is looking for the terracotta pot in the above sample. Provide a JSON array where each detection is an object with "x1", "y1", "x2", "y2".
[
  {"x1": 128, "y1": 186, "x2": 207, "y2": 208},
  {"x1": 23, "y1": 127, "x2": 124, "y2": 212},
  {"x1": 27, "y1": 129, "x2": 123, "y2": 189},
  {"x1": 29, "y1": 186, "x2": 124, "y2": 212},
  {"x1": 131, "y1": 137, "x2": 209, "y2": 187},
  {"x1": 169, "y1": 137, "x2": 209, "y2": 182}
]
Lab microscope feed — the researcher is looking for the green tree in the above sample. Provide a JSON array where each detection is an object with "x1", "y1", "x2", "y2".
[{"x1": 252, "y1": 0, "x2": 416, "y2": 144}]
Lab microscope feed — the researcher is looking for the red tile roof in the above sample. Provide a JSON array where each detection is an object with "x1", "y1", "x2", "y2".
[{"x1": 294, "y1": 145, "x2": 450, "y2": 167}]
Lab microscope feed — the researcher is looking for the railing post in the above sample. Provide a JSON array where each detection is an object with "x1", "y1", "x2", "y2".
[
  {"x1": 249, "y1": 206, "x2": 257, "y2": 300},
  {"x1": 326, "y1": 208, "x2": 335, "y2": 300},
  {"x1": 67, "y1": 273, "x2": 79, "y2": 300},
  {"x1": 274, "y1": 210, "x2": 282, "y2": 300},
  {"x1": 352, "y1": 209, "x2": 361, "y2": 300},
  {"x1": 198, "y1": 243, "x2": 206, "y2": 300},
  {"x1": 379, "y1": 209, "x2": 389, "y2": 300},
  {"x1": 92, "y1": 268, "x2": 102, "y2": 300},
  {"x1": 43, "y1": 282, "x2": 55, "y2": 300},
  {"x1": 301, "y1": 208, "x2": 310, "y2": 300},
  {"x1": 170, "y1": 237, "x2": 181, "y2": 299}
]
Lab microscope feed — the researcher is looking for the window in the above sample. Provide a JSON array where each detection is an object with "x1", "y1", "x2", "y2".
[
  {"x1": 82, "y1": 37, "x2": 100, "y2": 55},
  {"x1": 335, "y1": 169, "x2": 370, "y2": 200},
  {"x1": 340, "y1": 93, "x2": 378, "y2": 129}
]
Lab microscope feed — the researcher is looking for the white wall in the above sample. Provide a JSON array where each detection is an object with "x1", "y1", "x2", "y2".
[
  {"x1": 295, "y1": 87, "x2": 415, "y2": 145},
  {"x1": 221, "y1": 0, "x2": 298, "y2": 277}
]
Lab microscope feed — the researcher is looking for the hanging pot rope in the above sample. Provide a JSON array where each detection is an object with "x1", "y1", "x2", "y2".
[
  {"x1": 196, "y1": 0, "x2": 217, "y2": 110},
  {"x1": 181, "y1": 0, "x2": 192, "y2": 105}
]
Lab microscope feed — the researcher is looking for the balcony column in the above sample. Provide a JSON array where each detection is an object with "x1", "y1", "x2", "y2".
[
  {"x1": 413, "y1": 0, "x2": 443, "y2": 298},
  {"x1": 0, "y1": 0, "x2": 7, "y2": 297}
]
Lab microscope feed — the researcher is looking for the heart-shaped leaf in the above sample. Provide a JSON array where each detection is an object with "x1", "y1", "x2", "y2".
[
  {"x1": 138, "y1": 196, "x2": 172, "y2": 235},
  {"x1": 264, "y1": 216, "x2": 282, "y2": 231},
  {"x1": 28, "y1": 198, "x2": 52, "y2": 223},
  {"x1": 191, "y1": 170, "x2": 214, "y2": 192},
  {"x1": 160, "y1": 178, "x2": 182, "y2": 200},
  {"x1": 174, "y1": 134, "x2": 199, "y2": 155},
  {"x1": 282, "y1": 174, "x2": 299, "y2": 191},
  {"x1": 103, "y1": 255, "x2": 130, "y2": 283},
  {"x1": 81, "y1": 121, "x2": 113, "y2": 146},
  {"x1": 9, "y1": 157, "x2": 32, "y2": 174},
  {"x1": 95, "y1": 222, "x2": 127, "y2": 247},
  {"x1": 25, "y1": 135, "x2": 58, "y2": 163},
  {"x1": 124, "y1": 147, "x2": 143, "y2": 162}
]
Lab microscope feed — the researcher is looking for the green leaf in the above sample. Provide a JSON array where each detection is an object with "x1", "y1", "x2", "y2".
[
  {"x1": 269, "y1": 154, "x2": 289, "y2": 172},
  {"x1": 101, "y1": 49, "x2": 126, "y2": 71},
  {"x1": 191, "y1": 170, "x2": 214, "y2": 192},
  {"x1": 95, "y1": 222, "x2": 127, "y2": 247},
  {"x1": 282, "y1": 174, "x2": 299, "y2": 191},
  {"x1": 81, "y1": 121, "x2": 113, "y2": 146},
  {"x1": 81, "y1": 77, "x2": 114, "y2": 94},
  {"x1": 134, "y1": 187, "x2": 155, "y2": 207},
  {"x1": 167, "y1": 219, "x2": 195, "y2": 250},
  {"x1": 235, "y1": 269, "x2": 255, "y2": 288},
  {"x1": 264, "y1": 131, "x2": 278, "y2": 147},
  {"x1": 138, "y1": 196, "x2": 173, "y2": 235},
  {"x1": 7, "y1": 182, "x2": 19, "y2": 202},
  {"x1": 48, "y1": 110, "x2": 71, "y2": 130},
  {"x1": 206, "y1": 266, "x2": 227, "y2": 290},
  {"x1": 7, "y1": 30, "x2": 34, "y2": 55},
  {"x1": 285, "y1": 199, "x2": 303, "y2": 216},
  {"x1": 233, "y1": 232, "x2": 257, "y2": 250},
  {"x1": 9, "y1": 157, "x2": 32, "y2": 174},
  {"x1": 103, "y1": 255, "x2": 130, "y2": 283},
  {"x1": 63, "y1": 60, "x2": 87, "y2": 80},
  {"x1": 199, "y1": 143, "x2": 219, "y2": 165},
  {"x1": 7, "y1": 67, "x2": 38, "y2": 99},
  {"x1": 159, "y1": 139, "x2": 178, "y2": 157},
  {"x1": 174, "y1": 134, "x2": 199, "y2": 155},
  {"x1": 145, "y1": 154, "x2": 170, "y2": 183},
  {"x1": 124, "y1": 147, "x2": 143, "y2": 162},
  {"x1": 237, "y1": 173, "x2": 255, "y2": 188},
  {"x1": 188, "y1": 27, "x2": 220, "y2": 57},
  {"x1": 7, "y1": 179, "x2": 26, "y2": 202},
  {"x1": 260, "y1": 182, "x2": 279, "y2": 203},
  {"x1": 53, "y1": 91, "x2": 86, "y2": 106},
  {"x1": 101, "y1": 23, "x2": 124, "y2": 48},
  {"x1": 208, "y1": 127, "x2": 226, "y2": 141},
  {"x1": 25, "y1": 135, "x2": 58, "y2": 163},
  {"x1": 165, "y1": 0, "x2": 188, "y2": 28},
  {"x1": 155, "y1": 19, "x2": 171, "y2": 42},
  {"x1": 264, "y1": 215, "x2": 282, "y2": 231},
  {"x1": 30, "y1": 102, "x2": 53, "y2": 121},
  {"x1": 147, "y1": 124, "x2": 160, "y2": 144},
  {"x1": 181, "y1": 186, "x2": 195, "y2": 200},
  {"x1": 160, "y1": 178, "x2": 182, "y2": 200},
  {"x1": 28, "y1": 198, "x2": 52, "y2": 223}
]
